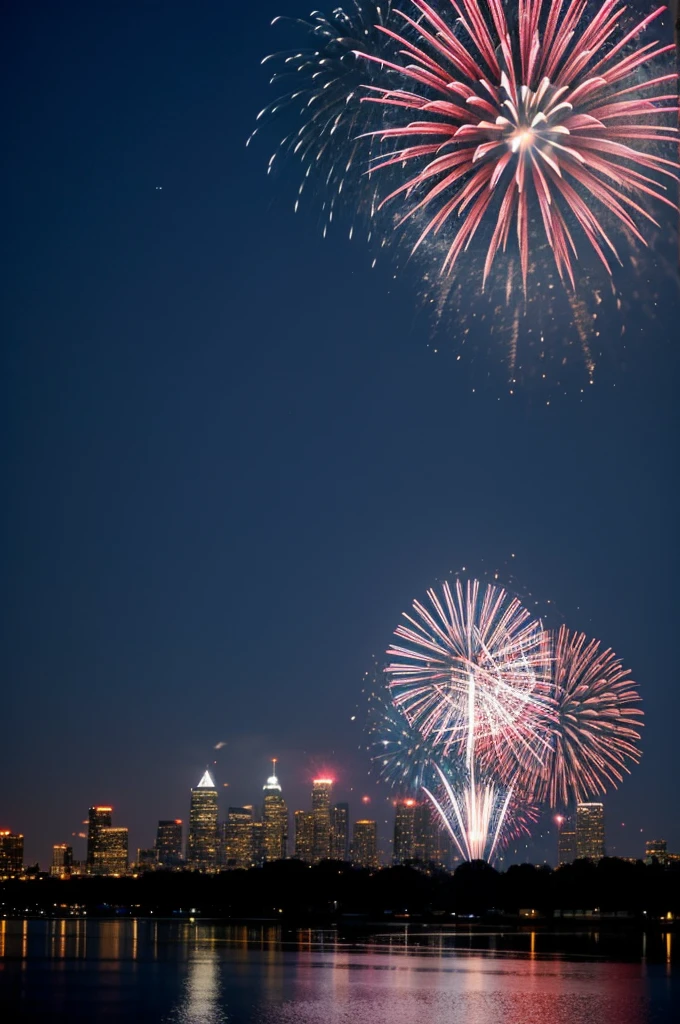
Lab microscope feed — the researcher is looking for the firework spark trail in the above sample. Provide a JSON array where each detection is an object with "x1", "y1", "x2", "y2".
[
  {"x1": 366, "y1": 674, "x2": 538, "y2": 858},
  {"x1": 250, "y1": 2, "x2": 398, "y2": 238},
  {"x1": 358, "y1": 0, "x2": 679, "y2": 288}
]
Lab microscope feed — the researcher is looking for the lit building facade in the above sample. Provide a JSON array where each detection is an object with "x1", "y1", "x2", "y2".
[
  {"x1": 92, "y1": 827, "x2": 129, "y2": 874},
  {"x1": 645, "y1": 839, "x2": 667, "y2": 864},
  {"x1": 576, "y1": 802, "x2": 605, "y2": 860},
  {"x1": 330, "y1": 803, "x2": 349, "y2": 861},
  {"x1": 252, "y1": 820, "x2": 265, "y2": 867},
  {"x1": 0, "y1": 831, "x2": 24, "y2": 877},
  {"x1": 352, "y1": 820, "x2": 378, "y2": 869},
  {"x1": 223, "y1": 806, "x2": 254, "y2": 869},
  {"x1": 51, "y1": 844, "x2": 73, "y2": 879},
  {"x1": 156, "y1": 820, "x2": 183, "y2": 867},
  {"x1": 312, "y1": 779, "x2": 333, "y2": 863},
  {"x1": 187, "y1": 771, "x2": 219, "y2": 871},
  {"x1": 87, "y1": 806, "x2": 112, "y2": 870},
  {"x1": 393, "y1": 799, "x2": 417, "y2": 864},
  {"x1": 410, "y1": 803, "x2": 454, "y2": 868},
  {"x1": 294, "y1": 810, "x2": 315, "y2": 862},
  {"x1": 262, "y1": 761, "x2": 288, "y2": 862},
  {"x1": 558, "y1": 829, "x2": 577, "y2": 865}
]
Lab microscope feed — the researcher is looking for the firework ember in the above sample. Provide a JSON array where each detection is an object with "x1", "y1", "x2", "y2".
[{"x1": 360, "y1": 0, "x2": 679, "y2": 287}]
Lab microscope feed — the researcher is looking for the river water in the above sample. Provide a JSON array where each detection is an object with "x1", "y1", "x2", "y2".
[{"x1": 0, "y1": 920, "x2": 677, "y2": 1022}]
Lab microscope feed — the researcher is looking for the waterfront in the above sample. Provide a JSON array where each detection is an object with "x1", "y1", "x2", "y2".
[{"x1": 0, "y1": 921, "x2": 678, "y2": 1022}]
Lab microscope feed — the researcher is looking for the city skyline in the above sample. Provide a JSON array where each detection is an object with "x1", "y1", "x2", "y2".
[{"x1": 2, "y1": 758, "x2": 673, "y2": 875}]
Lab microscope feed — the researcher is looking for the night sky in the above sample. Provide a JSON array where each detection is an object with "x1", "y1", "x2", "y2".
[{"x1": 3, "y1": 0, "x2": 680, "y2": 869}]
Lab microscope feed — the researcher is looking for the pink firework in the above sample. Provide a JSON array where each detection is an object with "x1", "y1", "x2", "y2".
[
  {"x1": 525, "y1": 625, "x2": 643, "y2": 805},
  {"x1": 360, "y1": 0, "x2": 679, "y2": 288}
]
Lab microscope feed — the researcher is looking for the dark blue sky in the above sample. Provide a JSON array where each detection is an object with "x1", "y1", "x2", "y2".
[{"x1": 2, "y1": 0, "x2": 679, "y2": 867}]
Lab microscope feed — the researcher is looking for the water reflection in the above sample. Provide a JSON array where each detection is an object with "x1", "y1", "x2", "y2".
[
  {"x1": 165, "y1": 949, "x2": 228, "y2": 1024},
  {"x1": 0, "y1": 921, "x2": 677, "y2": 1024}
]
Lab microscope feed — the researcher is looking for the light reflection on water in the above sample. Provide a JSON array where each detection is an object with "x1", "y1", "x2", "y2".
[
  {"x1": 165, "y1": 952, "x2": 228, "y2": 1024},
  {"x1": 0, "y1": 921, "x2": 677, "y2": 1023}
]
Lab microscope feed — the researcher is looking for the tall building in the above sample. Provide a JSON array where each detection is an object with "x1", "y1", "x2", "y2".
[
  {"x1": 252, "y1": 820, "x2": 265, "y2": 867},
  {"x1": 352, "y1": 820, "x2": 378, "y2": 868},
  {"x1": 294, "y1": 810, "x2": 315, "y2": 862},
  {"x1": 187, "y1": 771, "x2": 219, "y2": 871},
  {"x1": 330, "y1": 803, "x2": 349, "y2": 861},
  {"x1": 87, "y1": 806, "x2": 112, "y2": 869},
  {"x1": 262, "y1": 760, "x2": 288, "y2": 862},
  {"x1": 312, "y1": 778, "x2": 333, "y2": 863},
  {"x1": 156, "y1": 820, "x2": 183, "y2": 868},
  {"x1": 413, "y1": 803, "x2": 438, "y2": 864},
  {"x1": 0, "y1": 831, "x2": 24, "y2": 877},
  {"x1": 223, "y1": 807, "x2": 254, "y2": 869},
  {"x1": 412, "y1": 803, "x2": 453, "y2": 868},
  {"x1": 576, "y1": 802, "x2": 605, "y2": 860},
  {"x1": 51, "y1": 844, "x2": 73, "y2": 879},
  {"x1": 92, "y1": 827, "x2": 129, "y2": 874},
  {"x1": 558, "y1": 829, "x2": 577, "y2": 865},
  {"x1": 393, "y1": 799, "x2": 417, "y2": 864}
]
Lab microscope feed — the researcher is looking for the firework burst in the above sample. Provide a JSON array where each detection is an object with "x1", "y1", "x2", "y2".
[
  {"x1": 251, "y1": 2, "x2": 398, "y2": 238},
  {"x1": 385, "y1": 579, "x2": 552, "y2": 860},
  {"x1": 526, "y1": 624, "x2": 644, "y2": 805},
  {"x1": 375, "y1": 578, "x2": 643, "y2": 862},
  {"x1": 387, "y1": 578, "x2": 553, "y2": 765},
  {"x1": 360, "y1": 0, "x2": 679, "y2": 288}
]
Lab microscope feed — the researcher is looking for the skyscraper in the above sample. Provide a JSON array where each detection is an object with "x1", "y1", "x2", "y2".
[
  {"x1": 312, "y1": 778, "x2": 333, "y2": 863},
  {"x1": 262, "y1": 760, "x2": 288, "y2": 862},
  {"x1": 393, "y1": 799, "x2": 417, "y2": 864},
  {"x1": 51, "y1": 844, "x2": 73, "y2": 879},
  {"x1": 252, "y1": 820, "x2": 265, "y2": 867},
  {"x1": 92, "y1": 827, "x2": 129, "y2": 874},
  {"x1": 87, "y1": 806, "x2": 112, "y2": 870},
  {"x1": 557, "y1": 829, "x2": 576, "y2": 865},
  {"x1": 0, "y1": 831, "x2": 24, "y2": 877},
  {"x1": 352, "y1": 820, "x2": 378, "y2": 869},
  {"x1": 294, "y1": 810, "x2": 314, "y2": 862},
  {"x1": 156, "y1": 820, "x2": 183, "y2": 868},
  {"x1": 223, "y1": 807, "x2": 254, "y2": 869},
  {"x1": 187, "y1": 771, "x2": 219, "y2": 871},
  {"x1": 576, "y1": 802, "x2": 605, "y2": 860},
  {"x1": 413, "y1": 802, "x2": 452, "y2": 868},
  {"x1": 330, "y1": 803, "x2": 349, "y2": 861}
]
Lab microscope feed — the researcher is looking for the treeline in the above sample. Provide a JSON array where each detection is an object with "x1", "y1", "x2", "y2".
[{"x1": 3, "y1": 858, "x2": 679, "y2": 920}]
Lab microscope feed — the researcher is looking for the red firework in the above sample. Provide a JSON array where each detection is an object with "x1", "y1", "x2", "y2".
[{"x1": 360, "y1": 0, "x2": 679, "y2": 288}]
